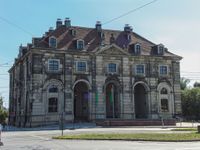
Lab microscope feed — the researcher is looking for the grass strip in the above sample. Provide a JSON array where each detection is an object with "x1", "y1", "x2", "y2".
[
  {"x1": 171, "y1": 128, "x2": 197, "y2": 131},
  {"x1": 53, "y1": 132, "x2": 200, "y2": 142}
]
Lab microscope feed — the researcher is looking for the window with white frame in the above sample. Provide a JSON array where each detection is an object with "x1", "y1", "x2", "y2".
[
  {"x1": 134, "y1": 44, "x2": 141, "y2": 54},
  {"x1": 161, "y1": 99, "x2": 168, "y2": 112},
  {"x1": 48, "y1": 97, "x2": 58, "y2": 112},
  {"x1": 158, "y1": 45, "x2": 164, "y2": 55},
  {"x1": 48, "y1": 59, "x2": 60, "y2": 72},
  {"x1": 49, "y1": 37, "x2": 57, "y2": 48},
  {"x1": 159, "y1": 65, "x2": 168, "y2": 75},
  {"x1": 76, "y1": 61, "x2": 87, "y2": 72},
  {"x1": 77, "y1": 39, "x2": 84, "y2": 50},
  {"x1": 136, "y1": 64, "x2": 145, "y2": 75},
  {"x1": 108, "y1": 63, "x2": 117, "y2": 73}
]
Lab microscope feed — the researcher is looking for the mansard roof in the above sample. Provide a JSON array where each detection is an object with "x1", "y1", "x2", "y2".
[{"x1": 32, "y1": 23, "x2": 181, "y2": 60}]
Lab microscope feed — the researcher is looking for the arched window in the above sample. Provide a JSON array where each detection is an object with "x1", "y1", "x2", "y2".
[
  {"x1": 160, "y1": 88, "x2": 168, "y2": 94},
  {"x1": 134, "y1": 43, "x2": 141, "y2": 54},
  {"x1": 49, "y1": 85, "x2": 58, "y2": 93},
  {"x1": 158, "y1": 44, "x2": 164, "y2": 55},
  {"x1": 77, "y1": 39, "x2": 85, "y2": 50},
  {"x1": 49, "y1": 37, "x2": 57, "y2": 48}
]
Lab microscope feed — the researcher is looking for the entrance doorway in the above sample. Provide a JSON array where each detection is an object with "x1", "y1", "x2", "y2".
[
  {"x1": 106, "y1": 83, "x2": 120, "y2": 118},
  {"x1": 74, "y1": 81, "x2": 89, "y2": 121},
  {"x1": 134, "y1": 84, "x2": 148, "y2": 119}
]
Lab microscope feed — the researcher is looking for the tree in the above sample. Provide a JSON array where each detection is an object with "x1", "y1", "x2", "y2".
[
  {"x1": 181, "y1": 88, "x2": 200, "y2": 120},
  {"x1": 0, "y1": 96, "x2": 8, "y2": 124},
  {"x1": 194, "y1": 82, "x2": 200, "y2": 88},
  {"x1": 180, "y1": 77, "x2": 190, "y2": 90}
]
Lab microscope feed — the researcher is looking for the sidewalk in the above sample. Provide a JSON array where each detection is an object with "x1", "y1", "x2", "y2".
[
  {"x1": 2, "y1": 122, "x2": 200, "y2": 132},
  {"x1": 176, "y1": 122, "x2": 200, "y2": 127},
  {"x1": 2, "y1": 122, "x2": 96, "y2": 132}
]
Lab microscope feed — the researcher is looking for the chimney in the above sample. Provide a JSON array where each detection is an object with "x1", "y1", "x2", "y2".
[
  {"x1": 124, "y1": 24, "x2": 132, "y2": 32},
  {"x1": 56, "y1": 18, "x2": 62, "y2": 28},
  {"x1": 49, "y1": 27, "x2": 54, "y2": 32},
  {"x1": 64, "y1": 18, "x2": 71, "y2": 27},
  {"x1": 95, "y1": 21, "x2": 102, "y2": 31}
]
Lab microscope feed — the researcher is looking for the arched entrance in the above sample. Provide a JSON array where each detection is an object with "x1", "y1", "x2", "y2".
[
  {"x1": 106, "y1": 83, "x2": 120, "y2": 118},
  {"x1": 74, "y1": 81, "x2": 89, "y2": 121},
  {"x1": 134, "y1": 84, "x2": 148, "y2": 119}
]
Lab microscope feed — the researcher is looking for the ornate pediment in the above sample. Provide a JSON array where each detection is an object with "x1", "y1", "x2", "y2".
[{"x1": 95, "y1": 44, "x2": 129, "y2": 56}]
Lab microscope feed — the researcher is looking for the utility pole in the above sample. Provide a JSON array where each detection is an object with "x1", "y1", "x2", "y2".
[{"x1": 59, "y1": 112, "x2": 64, "y2": 136}]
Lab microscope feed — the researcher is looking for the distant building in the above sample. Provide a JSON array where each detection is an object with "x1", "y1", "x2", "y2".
[{"x1": 9, "y1": 18, "x2": 182, "y2": 127}]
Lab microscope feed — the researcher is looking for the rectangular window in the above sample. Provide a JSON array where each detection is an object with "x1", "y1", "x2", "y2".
[
  {"x1": 48, "y1": 59, "x2": 59, "y2": 71},
  {"x1": 136, "y1": 64, "x2": 145, "y2": 75},
  {"x1": 76, "y1": 61, "x2": 87, "y2": 72},
  {"x1": 159, "y1": 65, "x2": 168, "y2": 75},
  {"x1": 48, "y1": 97, "x2": 58, "y2": 112},
  {"x1": 49, "y1": 37, "x2": 57, "y2": 48},
  {"x1": 77, "y1": 40, "x2": 84, "y2": 50},
  {"x1": 158, "y1": 46, "x2": 164, "y2": 55},
  {"x1": 134, "y1": 44, "x2": 141, "y2": 54},
  {"x1": 108, "y1": 63, "x2": 117, "y2": 73},
  {"x1": 161, "y1": 99, "x2": 168, "y2": 112}
]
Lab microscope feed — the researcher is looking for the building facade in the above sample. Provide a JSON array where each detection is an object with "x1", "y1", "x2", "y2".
[{"x1": 9, "y1": 18, "x2": 182, "y2": 127}]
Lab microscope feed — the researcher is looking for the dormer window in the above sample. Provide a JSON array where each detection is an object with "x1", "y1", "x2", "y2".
[
  {"x1": 110, "y1": 34, "x2": 115, "y2": 44},
  {"x1": 49, "y1": 37, "x2": 57, "y2": 48},
  {"x1": 127, "y1": 34, "x2": 131, "y2": 40},
  {"x1": 158, "y1": 44, "x2": 164, "y2": 55},
  {"x1": 134, "y1": 44, "x2": 141, "y2": 54},
  {"x1": 71, "y1": 29, "x2": 76, "y2": 36},
  {"x1": 77, "y1": 39, "x2": 84, "y2": 50}
]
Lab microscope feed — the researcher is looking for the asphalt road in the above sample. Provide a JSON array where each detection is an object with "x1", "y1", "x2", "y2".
[{"x1": 1, "y1": 128, "x2": 200, "y2": 150}]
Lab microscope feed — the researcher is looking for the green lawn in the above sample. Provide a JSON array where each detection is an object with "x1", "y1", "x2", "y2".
[
  {"x1": 171, "y1": 128, "x2": 197, "y2": 131},
  {"x1": 53, "y1": 132, "x2": 200, "y2": 142}
]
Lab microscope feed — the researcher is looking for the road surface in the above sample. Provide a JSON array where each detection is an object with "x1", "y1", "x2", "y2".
[{"x1": 1, "y1": 127, "x2": 200, "y2": 150}]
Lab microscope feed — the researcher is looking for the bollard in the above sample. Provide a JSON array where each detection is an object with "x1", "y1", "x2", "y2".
[{"x1": 197, "y1": 126, "x2": 200, "y2": 133}]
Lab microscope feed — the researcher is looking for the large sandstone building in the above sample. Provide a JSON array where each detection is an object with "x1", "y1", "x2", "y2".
[{"x1": 9, "y1": 18, "x2": 182, "y2": 127}]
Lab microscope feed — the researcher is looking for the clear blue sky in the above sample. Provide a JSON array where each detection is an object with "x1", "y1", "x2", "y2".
[{"x1": 1, "y1": 0, "x2": 200, "y2": 108}]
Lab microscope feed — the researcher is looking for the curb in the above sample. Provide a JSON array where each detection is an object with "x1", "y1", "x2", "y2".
[{"x1": 53, "y1": 138, "x2": 200, "y2": 142}]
